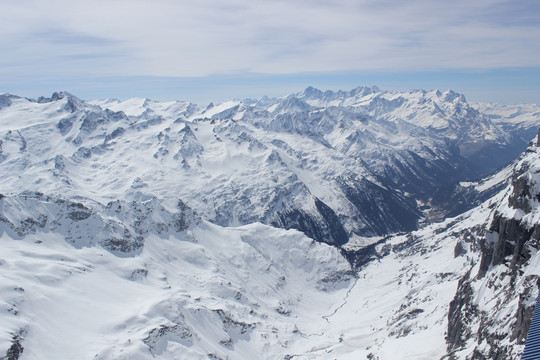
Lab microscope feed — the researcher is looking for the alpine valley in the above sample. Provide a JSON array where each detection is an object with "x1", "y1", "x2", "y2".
[{"x1": 1, "y1": 86, "x2": 540, "y2": 359}]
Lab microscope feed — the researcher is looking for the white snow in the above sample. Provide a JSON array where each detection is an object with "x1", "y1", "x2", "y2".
[
  {"x1": 1, "y1": 87, "x2": 540, "y2": 359},
  {"x1": 0, "y1": 212, "x2": 352, "y2": 359}
]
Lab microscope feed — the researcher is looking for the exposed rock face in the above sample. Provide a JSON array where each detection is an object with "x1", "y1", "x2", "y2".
[
  {"x1": 144, "y1": 322, "x2": 194, "y2": 356},
  {"x1": 271, "y1": 197, "x2": 349, "y2": 246},
  {"x1": 479, "y1": 217, "x2": 539, "y2": 277},
  {"x1": 447, "y1": 271, "x2": 478, "y2": 352},
  {"x1": 446, "y1": 137, "x2": 540, "y2": 359},
  {"x1": 1, "y1": 328, "x2": 26, "y2": 360},
  {"x1": 509, "y1": 177, "x2": 534, "y2": 213}
]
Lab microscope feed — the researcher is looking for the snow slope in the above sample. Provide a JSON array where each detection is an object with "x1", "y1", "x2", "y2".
[{"x1": 0, "y1": 194, "x2": 352, "y2": 359}]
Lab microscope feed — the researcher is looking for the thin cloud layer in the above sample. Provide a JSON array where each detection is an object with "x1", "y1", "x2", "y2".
[{"x1": 1, "y1": 0, "x2": 539, "y2": 80}]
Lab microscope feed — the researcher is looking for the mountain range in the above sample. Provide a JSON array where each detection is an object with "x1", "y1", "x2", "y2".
[{"x1": 1, "y1": 86, "x2": 539, "y2": 359}]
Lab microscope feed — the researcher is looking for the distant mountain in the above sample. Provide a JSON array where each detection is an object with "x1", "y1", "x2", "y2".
[
  {"x1": 473, "y1": 102, "x2": 540, "y2": 144},
  {"x1": 1, "y1": 88, "x2": 536, "y2": 246}
]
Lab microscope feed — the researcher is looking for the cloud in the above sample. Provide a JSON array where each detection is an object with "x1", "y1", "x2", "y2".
[{"x1": 1, "y1": 0, "x2": 539, "y2": 79}]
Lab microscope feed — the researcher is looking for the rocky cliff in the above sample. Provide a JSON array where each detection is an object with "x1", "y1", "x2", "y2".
[{"x1": 446, "y1": 134, "x2": 540, "y2": 359}]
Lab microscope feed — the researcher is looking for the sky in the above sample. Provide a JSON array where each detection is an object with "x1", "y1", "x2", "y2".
[{"x1": 1, "y1": 0, "x2": 539, "y2": 105}]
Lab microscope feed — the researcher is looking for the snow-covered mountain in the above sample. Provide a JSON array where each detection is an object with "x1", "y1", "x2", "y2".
[
  {"x1": 0, "y1": 194, "x2": 353, "y2": 359},
  {"x1": 473, "y1": 102, "x2": 540, "y2": 145},
  {"x1": 2, "y1": 133, "x2": 539, "y2": 360},
  {"x1": 1, "y1": 87, "x2": 540, "y2": 359},
  {"x1": 334, "y1": 135, "x2": 540, "y2": 359},
  {"x1": 445, "y1": 137, "x2": 540, "y2": 359},
  {"x1": 427, "y1": 101, "x2": 540, "y2": 222},
  {"x1": 0, "y1": 88, "x2": 535, "y2": 245}
]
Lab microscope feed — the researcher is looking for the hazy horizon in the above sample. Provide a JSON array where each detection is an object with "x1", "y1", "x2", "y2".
[{"x1": 2, "y1": 0, "x2": 539, "y2": 105}]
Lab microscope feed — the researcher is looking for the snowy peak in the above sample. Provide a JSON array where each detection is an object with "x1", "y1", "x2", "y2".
[
  {"x1": 0, "y1": 94, "x2": 22, "y2": 111},
  {"x1": 0, "y1": 87, "x2": 539, "y2": 246},
  {"x1": 428, "y1": 88, "x2": 467, "y2": 103},
  {"x1": 274, "y1": 96, "x2": 312, "y2": 114},
  {"x1": 36, "y1": 91, "x2": 86, "y2": 113},
  {"x1": 89, "y1": 97, "x2": 196, "y2": 119},
  {"x1": 296, "y1": 85, "x2": 380, "y2": 104},
  {"x1": 36, "y1": 91, "x2": 75, "y2": 103},
  {"x1": 268, "y1": 86, "x2": 500, "y2": 149},
  {"x1": 298, "y1": 85, "x2": 324, "y2": 99}
]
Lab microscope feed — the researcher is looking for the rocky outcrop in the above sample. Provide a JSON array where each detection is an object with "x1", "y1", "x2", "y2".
[
  {"x1": 0, "y1": 193, "x2": 197, "y2": 256},
  {"x1": 447, "y1": 271, "x2": 477, "y2": 353},
  {"x1": 446, "y1": 136, "x2": 540, "y2": 359},
  {"x1": 478, "y1": 216, "x2": 539, "y2": 278},
  {"x1": 1, "y1": 328, "x2": 26, "y2": 360},
  {"x1": 271, "y1": 198, "x2": 349, "y2": 246},
  {"x1": 144, "y1": 322, "x2": 194, "y2": 356}
]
